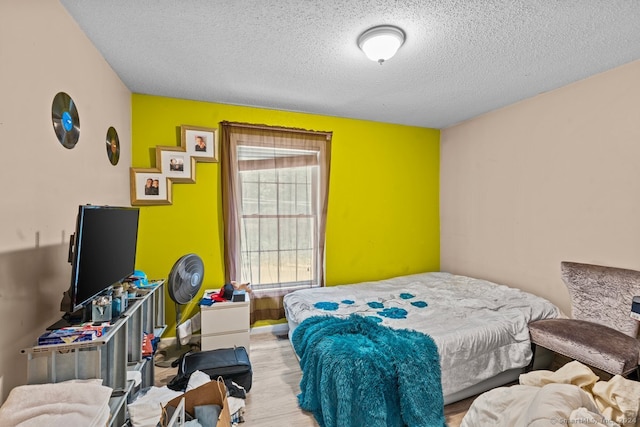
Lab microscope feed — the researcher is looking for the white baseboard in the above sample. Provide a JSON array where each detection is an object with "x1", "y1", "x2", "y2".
[
  {"x1": 158, "y1": 334, "x2": 201, "y2": 349},
  {"x1": 158, "y1": 324, "x2": 289, "y2": 349},
  {"x1": 250, "y1": 323, "x2": 289, "y2": 336}
]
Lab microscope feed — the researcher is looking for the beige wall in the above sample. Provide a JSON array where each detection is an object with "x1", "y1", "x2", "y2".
[
  {"x1": 441, "y1": 59, "x2": 640, "y2": 316},
  {"x1": 0, "y1": 0, "x2": 131, "y2": 402}
]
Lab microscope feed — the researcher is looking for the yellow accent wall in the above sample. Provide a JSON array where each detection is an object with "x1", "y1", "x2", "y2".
[{"x1": 132, "y1": 95, "x2": 440, "y2": 329}]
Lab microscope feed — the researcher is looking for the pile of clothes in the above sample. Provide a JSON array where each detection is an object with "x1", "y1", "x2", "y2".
[{"x1": 127, "y1": 370, "x2": 248, "y2": 426}]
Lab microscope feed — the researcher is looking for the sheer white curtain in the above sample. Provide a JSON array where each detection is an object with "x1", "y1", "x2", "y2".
[{"x1": 220, "y1": 122, "x2": 331, "y2": 322}]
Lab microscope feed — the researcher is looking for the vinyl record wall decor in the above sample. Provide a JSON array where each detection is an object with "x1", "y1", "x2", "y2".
[
  {"x1": 51, "y1": 92, "x2": 80, "y2": 149},
  {"x1": 106, "y1": 126, "x2": 120, "y2": 165}
]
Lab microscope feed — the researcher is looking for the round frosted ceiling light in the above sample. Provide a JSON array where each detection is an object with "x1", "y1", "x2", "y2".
[{"x1": 358, "y1": 25, "x2": 405, "y2": 64}]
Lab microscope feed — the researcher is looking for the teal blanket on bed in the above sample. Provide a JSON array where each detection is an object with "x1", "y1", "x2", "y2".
[{"x1": 292, "y1": 314, "x2": 446, "y2": 427}]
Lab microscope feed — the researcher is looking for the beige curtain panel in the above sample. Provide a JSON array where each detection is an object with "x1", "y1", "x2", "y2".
[{"x1": 220, "y1": 121, "x2": 332, "y2": 322}]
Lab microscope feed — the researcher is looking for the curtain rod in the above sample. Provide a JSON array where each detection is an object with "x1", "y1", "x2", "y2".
[{"x1": 220, "y1": 121, "x2": 333, "y2": 140}]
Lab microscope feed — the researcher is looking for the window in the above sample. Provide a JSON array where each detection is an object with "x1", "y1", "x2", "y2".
[{"x1": 220, "y1": 122, "x2": 331, "y2": 295}]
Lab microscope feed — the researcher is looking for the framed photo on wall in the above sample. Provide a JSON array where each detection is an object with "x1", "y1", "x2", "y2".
[
  {"x1": 129, "y1": 125, "x2": 218, "y2": 205},
  {"x1": 158, "y1": 147, "x2": 194, "y2": 183},
  {"x1": 130, "y1": 168, "x2": 172, "y2": 205},
  {"x1": 181, "y1": 125, "x2": 218, "y2": 162}
]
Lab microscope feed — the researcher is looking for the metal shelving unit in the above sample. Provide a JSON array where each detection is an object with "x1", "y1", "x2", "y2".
[{"x1": 21, "y1": 280, "x2": 166, "y2": 426}]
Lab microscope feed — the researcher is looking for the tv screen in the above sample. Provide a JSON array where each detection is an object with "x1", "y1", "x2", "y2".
[{"x1": 69, "y1": 205, "x2": 140, "y2": 312}]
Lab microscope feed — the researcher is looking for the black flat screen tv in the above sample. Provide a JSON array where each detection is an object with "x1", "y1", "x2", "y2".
[{"x1": 67, "y1": 205, "x2": 140, "y2": 313}]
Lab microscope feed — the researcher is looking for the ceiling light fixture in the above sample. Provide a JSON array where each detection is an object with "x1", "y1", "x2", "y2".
[{"x1": 357, "y1": 25, "x2": 405, "y2": 64}]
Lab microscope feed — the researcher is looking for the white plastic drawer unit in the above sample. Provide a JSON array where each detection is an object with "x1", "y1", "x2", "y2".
[
  {"x1": 201, "y1": 332, "x2": 251, "y2": 354},
  {"x1": 200, "y1": 291, "x2": 250, "y2": 353}
]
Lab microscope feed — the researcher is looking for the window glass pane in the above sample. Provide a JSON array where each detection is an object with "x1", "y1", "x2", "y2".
[
  {"x1": 241, "y1": 251, "x2": 260, "y2": 285},
  {"x1": 259, "y1": 168, "x2": 277, "y2": 182},
  {"x1": 240, "y1": 218, "x2": 259, "y2": 252},
  {"x1": 259, "y1": 251, "x2": 279, "y2": 285},
  {"x1": 259, "y1": 218, "x2": 278, "y2": 251},
  {"x1": 279, "y1": 250, "x2": 297, "y2": 283},
  {"x1": 278, "y1": 182, "x2": 295, "y2": 215},
  {"x1": 259, "y1": 182, "x2": 277, "y2": 215},
  {"x1": 242, "y1": 170, "x2": 260, "y2": 181},
  {"x1": 297, "y1": 217, "x2": 312, "y2": 249},
  {"x1": 278, "y1": 167, "x2": 295, "y2": 182},
  {"x1": 295, "y1": 165, "x2": 311, "y2": 181},
  {"x1": 296, "y1": 249, "x2": 313, "y2": 282},
  {"x1": 296, "y1": 183, "x2": 311, "y2": 215},
  {"x1": 241, "y1": 181, "x2": 259, "y2": 215},
  {"x1": 279, "y1": 218, "x2": 296, "y2": 250}
]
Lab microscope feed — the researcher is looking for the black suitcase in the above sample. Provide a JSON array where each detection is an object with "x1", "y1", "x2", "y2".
[{"x1": 168, "y1": 347, "x2": 252, "y2": 392}]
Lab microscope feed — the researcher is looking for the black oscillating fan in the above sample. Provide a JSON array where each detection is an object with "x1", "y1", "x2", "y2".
[{"x1": 155, "y1": 254, "x2": 204, "y2": 368}]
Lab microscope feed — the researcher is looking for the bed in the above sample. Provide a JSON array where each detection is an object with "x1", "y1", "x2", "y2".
[{"x1": 283, "y1": 271, "x2": 561, "y2": 406}]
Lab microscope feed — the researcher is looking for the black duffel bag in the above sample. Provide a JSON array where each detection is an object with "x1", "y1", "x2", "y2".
[{"x1": 168, "y1": 346, "x2": 252, "y2": 392}]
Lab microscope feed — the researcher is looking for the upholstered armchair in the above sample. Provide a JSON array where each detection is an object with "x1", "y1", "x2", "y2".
[{"x1": 528, "y1": 261, "x2": 640, "y2": 377}]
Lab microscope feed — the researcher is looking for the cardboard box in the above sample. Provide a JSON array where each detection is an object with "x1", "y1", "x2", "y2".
[{"x1": 163, "y1": 378, "x2": 230, "y2": 427}]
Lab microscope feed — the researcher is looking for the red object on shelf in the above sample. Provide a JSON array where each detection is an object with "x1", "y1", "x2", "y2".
[{"x1": 142, "y1": 332, "x2": 154, "y2": 357}]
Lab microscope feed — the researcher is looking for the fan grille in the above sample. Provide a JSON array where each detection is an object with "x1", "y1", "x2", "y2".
[{"x1": 168, "y1": 254, "x2": 204, "y2": 305}]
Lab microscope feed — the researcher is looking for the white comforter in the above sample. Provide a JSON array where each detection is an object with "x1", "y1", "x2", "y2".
[{"x1": 283, "y1": 272, "x2": 560, "y2": 397}]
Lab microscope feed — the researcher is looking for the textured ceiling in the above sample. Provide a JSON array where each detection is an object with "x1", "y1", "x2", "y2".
[{"x1": 60, "y1": 0, "x2": 640, "y2": 129}]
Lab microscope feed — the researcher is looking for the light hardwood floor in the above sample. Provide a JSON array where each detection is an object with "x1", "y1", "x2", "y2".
[{"x1": 155, "y1": 333, "x2": 476, "y2": 426}]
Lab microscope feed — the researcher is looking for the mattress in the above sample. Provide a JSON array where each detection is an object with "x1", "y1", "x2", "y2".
[{"x1": 283, "y1": 271, "x2": 560, "y2": 402}]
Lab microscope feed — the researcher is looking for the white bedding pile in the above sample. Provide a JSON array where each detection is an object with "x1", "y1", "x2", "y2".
[
  {"x1": 461, "y1": 361, "x2": 640, "y2": 427},
  {"x1": 283, "y1": 271, "x2": 560, "y2": 397},
  {"x1": 0, "y1": 379, "x2": 112, "y2": 427}
]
